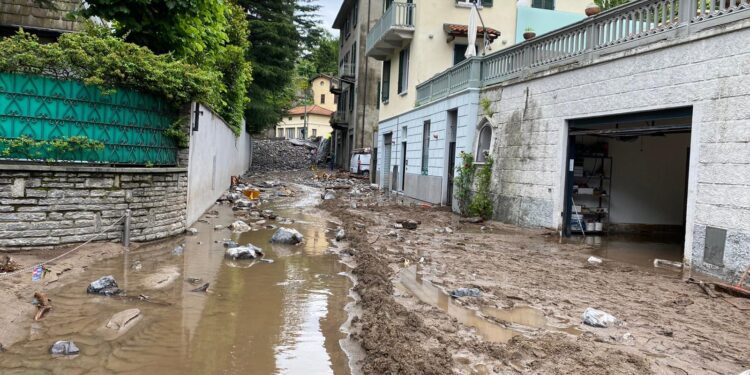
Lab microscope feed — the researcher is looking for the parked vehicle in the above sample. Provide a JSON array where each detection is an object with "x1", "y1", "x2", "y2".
[{"x1": 350, "y1": 152, "x2": 371, "y2": 176}]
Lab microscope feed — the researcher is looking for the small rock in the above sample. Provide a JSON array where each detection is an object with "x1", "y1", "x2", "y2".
[
  {"x1": 322, "y1": 191, "x2": 336, "y2": 200},
  {"x1": 191, "y1": 283, "x2": 209, "y2": 292},
  {"x1": 393, "y1": 223, "x2": 403, "y2": 229},
  {"x1": 445, "y1": 227, "x2": 454, "y2": 234},
  {"x1": 214, "y1": 225, "x2": 225, "y2": 231},
  {"x1": 387, "y1": 230, "x2": 398, "y2": 237},
  {"x1": 172, "y1": 245, "x2": 184, "y2": 256},
  {"x1": 402, "y1": 220, "x2": 419, "y2": 230},
  {"x1": 223, "y1": 240, "x2": 239, "y2": 248},
  {"x1": 225, "y1": 245, "x2": 264, "y2": 260},
  {"x1": 86, "y1": 276, "x2": 122, "y2": 296},
  {"x1": 229, "y1": 220, "x2": 251, "y2": 233},
  {"x1": 450, "y1": 288, "x2": 481, "y2": 298},
  {"x1": 335, "y1": 228, "x2": 346, "y2": 241},
  {"x1": 271, "y1": 227, "x2": 304, "y2": 244},
  {"x1": 587, "y1": 256, "x2": 603, "y2": 265},
  {"x1": 582, "y1": 307, "x2": 618, "y2": 328},
  {"x1": 187, "y1": 228, "x2": 198, "y2": 235},
  {"x1": 50, "y1": 340, "x2": 79, "y2": 356},
  {"x1": 130, "y1": 260, "x2": 142, "y2": 271}
]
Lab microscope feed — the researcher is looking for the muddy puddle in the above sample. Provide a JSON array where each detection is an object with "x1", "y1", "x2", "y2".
[
  {"x1": 0, "y1": 188, "x2": 354, "y2": 375},
  {"x1": 396, "y1": 266, "x2": 579, "y2": 343},
  {"x1": 562, "y1": 233, "x2": 684, "y2": 271}
]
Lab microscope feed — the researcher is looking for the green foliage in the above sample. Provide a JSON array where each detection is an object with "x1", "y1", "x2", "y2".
[
  {"x1": 77, "y1": 0, "x2": 229, "y2": 60},
  {"x1": 594, "y1": 0, "x2": 631, "y2": 10},
  {"x1": 308, "y1": 33, "x2": 339, "y2": 75},
  {"x1": 164, "y1": 117, "x2": 190, "y2": 148},
  {"x1": 468, "y1": 156, "x2": 494, "y2": 220},
  {"x1": 0, "y1": 136, "x2": 105, "y2": 163},
  {"x1": 455, "y1": 152, "x2": 476, "y2": 216},
  {"x1": 480, "y1": 98, "x2": 494, "y2": 118}
]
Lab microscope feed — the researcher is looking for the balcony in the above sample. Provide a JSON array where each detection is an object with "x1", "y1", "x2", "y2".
[
  {"x1": 331, "y1": 110, "x2": 349, "y2": 125},
  {"x1": 365, "y1": 2, "x2": 416, "y2": 60},
  {"x1": 339, "y1": 62, "x2": 355, "y2": 80}
]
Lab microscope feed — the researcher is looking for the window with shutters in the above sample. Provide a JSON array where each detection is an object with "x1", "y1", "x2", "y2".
[
  {"x1": 421, "y1": 120, "x2": 431, "y2": 175},
  {"x1": 532, "y1": 0, "x2": 554, "y2": 9},
  {"x1": 382, "y1": 60, "x2": 391, "y2": 103},
  {"x1": 398, "y1": 47, "x2": 409, "y2": 95}
]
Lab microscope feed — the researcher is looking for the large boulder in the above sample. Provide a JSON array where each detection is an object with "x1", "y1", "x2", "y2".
[
  {"x1": 99, "y1": 309, "x2": 142, "y2": 340},
  {"x1": 225, "y1": 245, "x2": 264, "y2": 260},
  {"x1": 87, "y1": 276, "x2": 121, "y2": 296},
  {"x1": 50, "y1": 340, "x2": 79, "y2": 356},
  {"x1": 229, "y1": 220, "x2": 251, "y2": 233},
  {"x1": 271, "y1": 227, "x2": 304, "y2": 244}
]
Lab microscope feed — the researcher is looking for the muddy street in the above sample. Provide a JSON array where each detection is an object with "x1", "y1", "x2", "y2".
[{"x1": 0, "y1": 183, "x2": 354, "y2": 374}]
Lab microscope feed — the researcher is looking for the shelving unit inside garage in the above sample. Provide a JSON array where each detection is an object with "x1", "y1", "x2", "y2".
[{"x1": 570, "y1": 153, "x2": 612, "y2": 235}]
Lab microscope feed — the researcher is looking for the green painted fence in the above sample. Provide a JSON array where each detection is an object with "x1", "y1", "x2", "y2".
[{"x1": 0, "y1": 72, "x2": 178, "y2": 165}]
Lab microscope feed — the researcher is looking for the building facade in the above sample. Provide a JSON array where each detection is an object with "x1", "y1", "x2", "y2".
[
  {"x1": 331, "y1": 0, "x2": 384, "y2": 170},
  {"x1": 275, "y1": 75, "x2": 335, "y2": 140},
  {"x1": 0, "y1": 0, "x2": 81, "y2": 40}
]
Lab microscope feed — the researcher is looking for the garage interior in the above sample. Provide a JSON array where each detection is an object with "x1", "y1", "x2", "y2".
[{"x1": 564, "y1": 107, "x2": 693, "y2": 265}]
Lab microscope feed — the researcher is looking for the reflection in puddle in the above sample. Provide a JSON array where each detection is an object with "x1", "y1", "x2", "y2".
[
  {"x1": 398, "y1": 267, "x2": 580, "y2": 343},
  {"x1": 0, "y1": 188, "x2": 353, "y2": 375}
]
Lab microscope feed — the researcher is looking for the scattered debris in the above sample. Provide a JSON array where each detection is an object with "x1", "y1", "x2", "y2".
[
  {"x1": 191, "y1": 283, "x2": 210, "y2": 292},
  {"x1": 322, "y1": 191, "x2": 336, "y2": 200},
  {"x1": 100, "y1": 309, "x2": 142, "y2": 340},
  {"x1": 214, "y1": 225, "x2": 225, "y2": 231},
  {"x1": 581, "y1": 307, "x2": 618, "y2": 328},
  {"x1": 587, "y1": 256, "x2": 603, "y2": 265},
  {"x1": 33, "y1": 292, "x2": 52, "y2": 321},
  {"x1": 653, "y1": 259, "x2": 682, "y2": 269},
  {"x1": 445, "y1": 227, "x2": 454, "y2": 234},
  {"x1": 0, "y1": 255, "x2": 19, "y2": 273},
  {"x1": 225, "y1": 245, "x2": 264, "y2": 260},
  {"x1": 86, "y1": 275, "x2": 122, "y2": 296},
  {"x1": 450, "y1": 288, "x2": 482, "y2": 298},
  {"x1": 460, "y1": 217, "x2": 484, "y2": 224},
  {"x1": 186, "y1": 277, "x2": 203, "y2": 285},
  {"x1": 50, "y1": 340, "x2": 79, "y2": 356},
  {"x1": 686, "y1": 278, "x2": 717, "y2": 298},
  {"x1": 172, "y1": 244, "x2": 184, "y2": 256},
  {"x1": 335, "y1": 228, "x2": 346, "y2": 241},
  {"x1": 271, "y1": 227, "x2": 304, "y2": 244},
  {"x1": 187, "y1": 228, "x2": 198, "y2": 235},
  {"x1": 229, "y1": 220, "x2": 251, "y2": 233},
  {"x1": 131, "y1": 260, "x2": 143, "y2": 271},
  {"x1": 396, "y1": 219, "x2": 420, "y2": 230},
  {"x1": 223, "y1": 240, "x2": 239, "y2": 248}
]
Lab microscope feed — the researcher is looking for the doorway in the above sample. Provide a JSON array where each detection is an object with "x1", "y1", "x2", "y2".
[
  {"x1": 444, "y1": 109, "x2": 458, "y2": 206},
  {"x1": 400, "y1": 141, "x2": 407, "y2": 191},
  {"x1": 383, "y1": 133, "x2": 392, "y2": 191}
]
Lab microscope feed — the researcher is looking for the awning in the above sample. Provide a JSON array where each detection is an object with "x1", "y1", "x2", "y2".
[{"x1": 444, "y1": 24, "x2": 501, "y2": 41}]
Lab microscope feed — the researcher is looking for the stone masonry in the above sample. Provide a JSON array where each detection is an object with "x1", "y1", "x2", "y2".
[
  {"x1": 0, "y1": 165, "x2": 187, "y2": 249},
  {"x1": 0, "y1": 0, "x2": 81, "y2": 34}
]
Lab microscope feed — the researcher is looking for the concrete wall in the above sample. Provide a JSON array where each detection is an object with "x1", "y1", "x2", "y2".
[
  {"x1": 377, "y1": 90, "x2": 480, "y2": 204},
  {"x1": 186, "y1": 104, "x2": 251, "y2": 226},
  {"x1": 0, "y1": 165, "x2": 187, "y2": 249},
  {"x1": 480, "y1": 21, "x2": 750, "y2": 280}
]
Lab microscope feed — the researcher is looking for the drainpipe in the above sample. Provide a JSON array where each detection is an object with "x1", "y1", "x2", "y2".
[{"x1": 360, "y1": 0, "x2": 372, "y2": 149}]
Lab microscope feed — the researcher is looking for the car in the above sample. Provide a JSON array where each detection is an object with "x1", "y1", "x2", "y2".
[{"x1": 350, "y1": 152, "x2": 371, "y2": 176}]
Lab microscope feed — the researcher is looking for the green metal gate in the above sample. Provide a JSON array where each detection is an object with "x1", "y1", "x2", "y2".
[{"x1": 0, "y1": 72, "x2": 178, "y2": 165}]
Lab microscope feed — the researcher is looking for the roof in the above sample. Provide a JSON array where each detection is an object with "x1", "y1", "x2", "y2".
[
  {"x1": 287, "y1": 105, "x2": 334, "y2": 116},
  {"x1": 444, "y1": 24, "x2": 502, "y2": 41},
  {"x1": 333, "y1": 0, "x2": 356, "y2": 29},
  {"x1": 310, "y1": 74, "x2": 333, "y2": 83}
]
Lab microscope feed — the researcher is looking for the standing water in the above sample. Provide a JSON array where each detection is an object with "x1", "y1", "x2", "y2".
[{"x1": 0, "y1": 186, "x2": 354, "y2": 374}]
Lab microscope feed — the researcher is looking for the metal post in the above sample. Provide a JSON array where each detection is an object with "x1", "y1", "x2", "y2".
[{"x1": 123, "y1": 209, "x2": 131, "y2": 249}]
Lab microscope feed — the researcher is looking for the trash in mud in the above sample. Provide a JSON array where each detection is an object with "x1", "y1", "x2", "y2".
[
  {"x1": 581, "y1": 307, "x2": 618, "y2": 328},
  {"x1": 450, "y1": 288, "x2": 482, "y2": 298},
  {"x1": 587, "y1": 256, "x2": 603, "y2": 265},
  {"x1": 322, "y1": 191, "x2": 336, "y2": 200},
  {"x1": 335, "y1": 228, "x2": 346, "y2": 241},
  {"x1": 86, "y1": 276, "x2": 122, "y2": 296},
  {"x1": 141, "y1": 267, "x2": 180, "y2": 290},
  {"x1": 171, "y1": 245, "x2": 184, "y2": 256},
  {"x1": 0, "y1": 255, "x2": 19, "y2": 273},
  {"x1": 100, "y1": 309, "x2": 142, "y2": 340},
  {"x1": 187, "y1": 228, "x2": 198, "y2": 235},
  {"x1": 259, "y1": 259, "x2": 274, "y2": 264},
  {"x1": 653, "y1": 259, "x2": 682, "y2": 269},
  {"x1": 50, "y1": 340, "x2": 79, "y2": 356},
  {"x1": 33, "y1": 291, "x2": 52, "y2": 321},
  {"x1": 186, "y1": 277, "x2": 203, "y2": 285},
  {"x1": 460, "y1": 217, "x2": 484, "y2": 224},
  {"x1": 131, "y1": 260, "x2": 143, "y2": 271},
  {"x1": 243, "y1": 188, "x2": 260, "y2": 200},
  {"x1": 687, "y1": 278, "x2": 718, "y2": 298},
  {"x1": 225, "y1": 245, "x2": 264, "y2": 260},
  {"x1": 223, "y1": 240, "x2": 239, "y2": 248},
  {"x1": 214, "y1": 225, "x2": 225, "y2": 231},
  {"x1": 191, "y1": 283, "x2": 210, "y2": 292},
  {"x1": 271, "y1": 227, "x2": 304, "y2": 244},
  {"x1": 229, "y1": 220, "x2": 251, "y2": 233},
  {"x1": 396, "y1": 219, "x2": 419, "y2": 230}
]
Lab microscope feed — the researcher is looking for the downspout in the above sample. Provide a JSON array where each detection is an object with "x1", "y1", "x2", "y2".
[{"x1": 360, "y1": 0, "x2": 372, "y2": 149}]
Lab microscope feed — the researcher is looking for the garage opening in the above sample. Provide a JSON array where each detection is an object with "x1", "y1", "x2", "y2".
[{"x1": 563, "y1": 107, "x2": 692, "y2": 265}]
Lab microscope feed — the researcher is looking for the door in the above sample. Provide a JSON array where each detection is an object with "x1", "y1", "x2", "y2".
[
  {"x1": 383, "y1": 134, "x2": 392, "y2": 190},
  {"x1": 401, "y1": 141, "x2": 407, "y2": 191},
  {"x1": 447, "y1": 142, "x2": 456, "y2": 205}
]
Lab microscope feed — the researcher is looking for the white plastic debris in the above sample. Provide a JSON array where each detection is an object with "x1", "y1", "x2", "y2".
[
  {"x1": 581, "y1": 307, "x2": 618, "y2": 328},
  {"x1": 653, "y1": 258, "x2": 683, "y2": 269},
  {"x1": 587, "y1": 256, "x2": 603, "y2": 265}
]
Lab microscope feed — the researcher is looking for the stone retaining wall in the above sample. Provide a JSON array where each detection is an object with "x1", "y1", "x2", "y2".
[{"x1": 0, "y1": 165, "x2": 187, "y2": 249}]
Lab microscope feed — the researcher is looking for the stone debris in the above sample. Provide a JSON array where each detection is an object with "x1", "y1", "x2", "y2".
[
  {"x1": 581, "y1": 307, "x2": 618, "y2": 328},
  {"x1": 187, "y1": 228, "x2": 198, "y2": 235},
  {"x1": 249, "y1": 139, "x2": 319, "y2": 173},
  {"x1": 223, "y1": 240, "x2": 239, "y2": 248},
  {"x1": 186, "y1": 277, "x2": 203, "y2": 285},
  {"x1": 191, "y1": 283, "x2": 210, "y2": 292},
  {"x1": 131, "y1": 260, "x2": 143, "y2": 271},
  {"x1": 141, "y1": 266, "x2": 180, "y2": 290},
  {"x1": 225, "y1": 245, "x2": 264, "y2": 260},
  {"x1": 335, "y1": 228, "x2": 346, "y2": 241},
  {"x1": 214, "y1": 225, "x2": 225, "y2": 231},
  {"x1": 449, "y1": 288, "x2": 482, "y2": 298},
  {"x1": 587, "y1": 256, "x2": 603, "y2": 265},
  {"x1": 322, "y1": 191, "x2": 336, "y2": 200},
  {"x1": 87, "y1": 276, "x2": 122, "y2": 296},
  {"x1": 271, "y1": 227, "x2": 304, "y2": 244},
  {"x1": 0, "y1": 255, "x2": 19, "y2": 273},
  {"x1": 229, "y1": 220, "x2": 251, "y2": 233},
  {"x1": 396, "y1": 219, "x2": 419, "y2": 230},
  {"x1": 172, "y1": 245, "x2": 184, "y2": 256},
  {"x1": 100, "y1": 309, "x2": 142, "y2": 340},
  {"x1": 50, "y1": 340, "x2": 79, "y2": 356}
]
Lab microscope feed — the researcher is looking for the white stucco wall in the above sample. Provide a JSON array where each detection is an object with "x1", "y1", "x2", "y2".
[{"x1": 186, "y1": 103, "x2": 251, "y2": 226}]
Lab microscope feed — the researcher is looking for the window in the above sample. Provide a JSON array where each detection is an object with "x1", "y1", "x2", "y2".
[
  {"x1": 334, "y1": 94, "x2": 338, "y2": 105},
  {"x1": 320, "y1": 80, "x2": 324, "y2": 86},
  {"x1": 352, "y1": 42, "x2": 357, "y2": 68},
  {"x1": 476, "y1": 124, "x2": 493, "y2": 163},
  {"x1": 456, "y1": 0, "x2": 493, "y2": 6},
  {"x1": 421, "y1": 120, "x2": 430, "y2": 175},
  {"x1": 532, "y1": 0, "x2": 554, "y2": 10},
  {"x1": 288, "y1": 116, "x2": 292, "y2": 121},
  {"x1": 454, "y1": 44, "x2": 468, "y2": 65},
  {"x1": 277, "y1": 128, "x2": 284, "y2": 137},
  {"x1": 348, "y1": 87, "x2": 355, "y2": 111},
  {"x1": 312, "y1": 129, "x2": 317, "y2": 137},
  {"x1": 353, "y1": 2, "x2": 359, "y2": 26},
  {"x1": 300, "y1": 116, "x2": 305, "y2": 120},
  {"x1": 376, "y1": 81, "x2": 381, "y2": 109},
  {"x1": 398, "y1": 48, "x2": 410, "y2": 94},
  {"x1": 286, "y1": 128, "x2": 295, "y2": 139},
  {"x1": 382, "y1": 60, "x2": 391, "y2": 103},
  {"x1": 321, "y1": 94, "x2": 326, "y2": 104}
]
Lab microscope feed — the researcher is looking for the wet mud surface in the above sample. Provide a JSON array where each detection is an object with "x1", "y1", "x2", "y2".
[{"x1": 0, "y1": 184, "x2": 353, "y2": 375}]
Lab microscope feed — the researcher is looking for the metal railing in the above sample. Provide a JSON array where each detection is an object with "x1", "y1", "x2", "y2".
[
  {"x1": 416, "y1": 0, "x2": 750, "y2": 107},
  {"x1": 339, "y1": 62, "x2": 356, "y2": 78},
  {"x1": 366, "y1": 2, "x2": 416, "y2": 54},
  {"x1": 332, "y1": 111, "x2": 349, "y2": 124}
]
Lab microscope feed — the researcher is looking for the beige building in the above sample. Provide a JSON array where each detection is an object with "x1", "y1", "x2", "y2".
[
  {"x1": 368, "y1": 0, "x2": 591, "y2": 121},
  {"x1": 275, "y1": 75, "x2": 336, "y2": 139}
]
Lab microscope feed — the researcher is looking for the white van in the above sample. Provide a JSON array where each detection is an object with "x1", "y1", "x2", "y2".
[{"x1": 350, "y1": 152, "x2": 371, "y2": 176}]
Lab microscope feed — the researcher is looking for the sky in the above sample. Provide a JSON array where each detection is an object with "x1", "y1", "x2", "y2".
[{"x1": 317, "y1": 0, "x2": 341, "y2": 35}]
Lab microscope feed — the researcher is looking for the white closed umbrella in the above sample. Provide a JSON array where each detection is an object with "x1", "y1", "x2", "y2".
[{"x1": 465, "y1": 2, "x2": 479, "y2": 58}]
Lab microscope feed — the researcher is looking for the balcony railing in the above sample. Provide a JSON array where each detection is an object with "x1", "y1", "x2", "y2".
[
  {"x1": 416, "y1": 0, "x2": 750, "y2": 107},
  {"x1": 332, "y1": 111, "x2": 349, "y2": 125},
  {"x1": 339, "y1": 62, "x2": 355, "y2": 79},
  {"x1": 366, "y1": 2, "x2": 416, "y2": 60}
]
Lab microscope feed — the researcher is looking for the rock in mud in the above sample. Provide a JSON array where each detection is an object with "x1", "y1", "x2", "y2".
[
  {"x1": 322, "y1": 191, "x2": 336, "y2": 200},
  {"x1": 335, "y1": 228, "x2": 346, "y2": 241},
  {"x1": 450, "y1": 288, "x2": 481, "y2": 298},
  {"x1": 87, "y1": 276, "x2": 122, "y2": 296},
  {"x1": 229, "y1": 220, "x2": 251, "y2": 233},
  {"x1": 131, "y1": 260, "x2": 142, "y2": 271},
  {"x1": 587, "y1": 256, "x2": 603, "y2": 265},
  {"x1": 187, "y1": 228, "x2": 198, "y2": 235},
  {"x1": 141, "y1": 267, "x2": 180, "y2": 290},
  {"x1": 582, "y1": 307, "x2": 618, "y2": 328},
  {"x1": 100, "y1": 309, "x2": 142, "y2": 340},
  {"x1": 214, "y1": 225, "x2": 225, "y2": 231},
  {"x1": 402, "y1": 220, "x2": 419, "y2": 230},
  {"x1": 271, "y1": 227, "x2": 304, "y2": 244},
  {"x1": 225, "y1": 245, "x2": 264, "y2": 260},
  {"x1": 191, "y1": 283, "x2": 210, "y2": 292},
  {"x1": 223, "y1": 240, "x2": 239, "y2": 248},
  {"x1": 50, "y1": 340, "x2": 79, "y2": 356}
]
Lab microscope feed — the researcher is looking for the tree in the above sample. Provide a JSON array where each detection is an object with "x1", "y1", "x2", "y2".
[
  {"x1": 309, "y1": 33, "x2": 338, "y2": 75},
  {"x1": 594, "y1": 0, "x2": 631, "y2": 10},
  {"x1": 295, "y1": 0, "x2": 325, "y2": 56},
  {"x1": 78, "y1": 0, "x2": 228, "y2": 60}
]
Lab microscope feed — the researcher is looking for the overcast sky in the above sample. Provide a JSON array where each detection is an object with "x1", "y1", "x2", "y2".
[{"x1": 317, "y1": 0, "x2": 341, "y2": 35}]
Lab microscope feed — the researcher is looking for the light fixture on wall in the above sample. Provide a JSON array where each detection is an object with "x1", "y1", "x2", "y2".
[{"x1": 433, "y1": 133, "x2": 439, "y2": 140}]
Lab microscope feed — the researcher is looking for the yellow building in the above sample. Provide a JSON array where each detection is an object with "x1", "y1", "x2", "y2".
[{"x1": 275, "y1": 74, "x2": 337, "y2": 139}]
